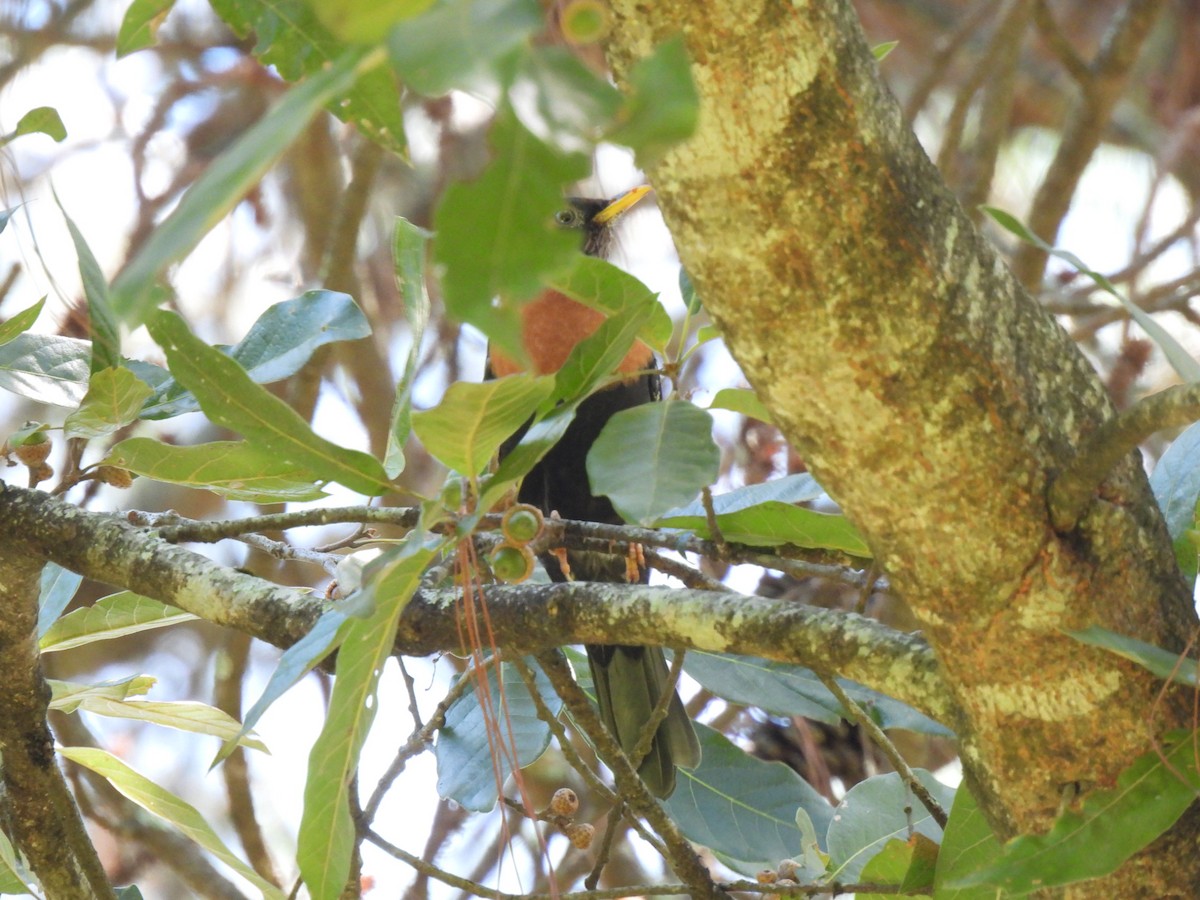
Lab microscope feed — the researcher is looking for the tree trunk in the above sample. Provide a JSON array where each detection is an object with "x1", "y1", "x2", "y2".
[{"x1": 604, "y1": 0, "x2": 1200, "y2": 893}]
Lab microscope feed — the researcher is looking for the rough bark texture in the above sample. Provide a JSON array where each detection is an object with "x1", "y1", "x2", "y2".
[
  {"x1": 603, "y1": 0, "x2": 1199, "y2": 894},
  {"x1": 0, "y1": 507, "x2": 114, "y2": 898}
]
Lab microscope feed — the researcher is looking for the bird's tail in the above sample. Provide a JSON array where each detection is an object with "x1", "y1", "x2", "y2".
[{"x1": 586, "y1": 644, "x2": 701, "y2": 798}]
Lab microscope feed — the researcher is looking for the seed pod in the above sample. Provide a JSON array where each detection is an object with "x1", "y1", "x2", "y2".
[
  {"x1": 14, "y1": 438, "x2": 51, "y2": 467},
  {"x1": 564, "y1": 822, "x2": 594, "y2": 850},
  {"x1": 549, "y1": 788, "x2": 579, "y2": 817},
  {"x1": 96, "y1": 466, "x2": 134, "y2": 488},
  {"x1": 501, "y1": 504, "x2": 544, "y2": 545},
  {"x1": 488, "y1": 543, "x2": 534, "y2": 584}
]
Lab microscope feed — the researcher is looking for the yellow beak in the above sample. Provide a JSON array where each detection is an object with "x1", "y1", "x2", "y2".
[{"x1": 591, "y1": 185, "x2": 653, "y2": 225}]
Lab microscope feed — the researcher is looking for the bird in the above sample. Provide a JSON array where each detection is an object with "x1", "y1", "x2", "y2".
[{"x1": 491, "y1": 186, "x2": 701, "y2": 798}]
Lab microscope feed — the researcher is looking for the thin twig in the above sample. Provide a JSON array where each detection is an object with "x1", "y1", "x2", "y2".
[{"x1": 817, "y1": 675, "x2": 948, "y2": 829}]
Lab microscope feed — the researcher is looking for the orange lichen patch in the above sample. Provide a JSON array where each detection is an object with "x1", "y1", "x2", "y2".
[{"x1": 490, "y1": 289, "x2": 652, "y2": 377}]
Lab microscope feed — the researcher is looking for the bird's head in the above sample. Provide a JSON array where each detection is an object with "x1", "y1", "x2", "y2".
[{"x1": 555, "y1": 185, "x2": 652, "y2": 258}]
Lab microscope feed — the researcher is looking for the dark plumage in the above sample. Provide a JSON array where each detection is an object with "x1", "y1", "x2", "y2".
[{"x1": 496, "y1": 189, "x2": 700, "y2": 797}]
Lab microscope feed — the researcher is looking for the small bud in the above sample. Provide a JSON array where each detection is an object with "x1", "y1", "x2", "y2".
[
  {"x1": 776, "y1": 859, "x2": 800, "y2": 880},
  {"x1": 560, "y1": 0, "x2": 609, "y2": 44},
  {"x1": 756, "y1": 869, "x2": 777, "y2": 884},
  {"x1": 501, "y1": 504, "x2": 544, "y2": 544},
  {"x1": 564, "y1": 822, "x2": 594, "y2": 850},
  {"x1": 14, "y1": 438, "x2": 51, "y2": 467},
  {"x1": 549, "y1": 788, "x2": 579, "y2": 817},
  {"x1": 29, "y1": 462, "x2": 53, "y2": 485},
  {"x1": 96, "y1": 466, "x2": 134, "y2": 488}
]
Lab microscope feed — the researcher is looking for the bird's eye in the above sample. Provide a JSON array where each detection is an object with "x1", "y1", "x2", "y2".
[{"x1": 554, "y1": 207, "x2": 583, "y2": 228}]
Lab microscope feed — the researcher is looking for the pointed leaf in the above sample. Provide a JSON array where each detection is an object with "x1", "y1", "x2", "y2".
[
  {"x1": 111, "y1": 48, "x2": 376, "y2": 324},
  {"x1": 588, "y1": 398, "x2": 719, "y2": 525},
  {"x1": 933, "y1": 784, "x2": 1003, "y2": 899},
  {"x1": 411, "y1": 373, "x2": 555, "y2": 476},
  {"x1": 0, "y1": 332, "x2": 90, "y2": 407},
  {"x1": 683, "y1": 652, "x2": 951, "y2": 736},
  {"x1": 60, "y1": 747, "x2": 285, "y2": 898},
  {"x1": 951, "y1": 733, "x2": 1200, "y2": 894},
  {"x1": 387, "y1": 0, "x2": 542, "y2": 95},
  {"x1": 0, "y1": 297, "x2": 45, "y2": 347},
  {"x1": 858, "y1": 834, "x2": 937, "y2": 898},
  {"x1": 147, "y1": 310, "x2": 391, "y2": 496},
  {"x1": 313, "y1": 0, "x2": 436, "y2": 44},
  {"x1": 546, "y1": 254, "x2": 673, "y2": 353},
  {"x1": 1067, "y1": 625, "x2": 1200, "y2": 687},
  {"x1": 297, "y1": 537, "x2": 442, "y2": 900},
  {"x1": 41, "y1": 592, "x2": 197, "y2": 653},
  {"x1": 606, "y1": 36, "x2": 698, "y2": 166},
  {"x1": 386, "y1": 217, "x2": 433, "y2": 477},
  {"x1": 63, "y1": 367, "x2": 153, "y2": 440},
  {"x1": 117, "y1": 0, "x2": 175, "y2": 56},
  {"x1": 59, "y1": 202, "x2": 120, "y2": 373},
  {"x1": 37, "y1": 562, "x2": 82, "y2": 639},
  {"x1": 433, "y1": 108, "x2": 589, "y2": 359},
  {"x1": 10, "y1": 107, "x2": 66, "y2": 144},
  {"x1": 104, "y1": 438, "x2": 327, "y2": 502},
  {"x1": 72, "y1": 697, "x2": 267, "y2": 751},
  {"x1": 435, "y1": 658, "x2": 558, "y2": 810},
  {"x1": 656, "y1": 476, "x2": 870, "y2": 556},
  {"x1": 826, "y1": 770, "x2": 953, "y2": 882},
  {"x1": 49, "y1": 675, "x2": 157, "y2": 713},
  {"x1": 140, "y1": 290, "x2": 370, "y2": 419},
  {"x1": 1150, "y1": 420, "x2": 1200, "y2": 577},
  {"x1": 549, "y1": 300, "x2": 653, "y2": 408},
  {"x1": 984, "y1": 206, "x2": 1200, "y2": 382},
  {"x1": 709, "y1": 386, "x2": 773, "y2": 424},
  {"x1": 666, "y1": 724, "x2": 834, "y2": 875}
]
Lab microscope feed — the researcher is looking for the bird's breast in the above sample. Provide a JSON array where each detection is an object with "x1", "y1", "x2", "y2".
[{"x1": 489, "y1": 290, "x2": 652, "y2": 377}]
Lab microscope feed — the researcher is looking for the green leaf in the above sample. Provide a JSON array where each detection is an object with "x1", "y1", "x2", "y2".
[
  {"x1": 4, "y1": 106, "x2": 67, "y2": 145},
  {"x1": 40, "y1": 592, "x2": 197, "y2": 653},
  {"x1": 0, "y1": 332, "x2": 91, "y2": 407},
  {"x1": 111, "y1": 47, "x2": 379, "y2": 325},
  {"x1": 679, "y1": 266, "x2": 701, "y2": 315},
  {"x1": 682, "y1": 651, "x2": 952, "y2": 736},
  {"x1": 0, "y1": 297, "x2": 45, "y2": 346},
  {"x1": 435, "y1": 658, "x2": 558, "y2": 810},
  {"x1": 433, "y1": 107, "x2": 590, "y2": 360},
  {"x1": 218, "y1": 607, "x2": 352, "y2": 767},
  {"x1": 37, "y1": 562, "x2": 82, "y2": 640},
  {"x1": 310, "y1": 0, "x2": 436, "y2": 44},
  {"x1": 0, "y1": 827, "x2": 34, "y2": 893},
  {"x1": 872, "y1": 40, "x2": 899, "y2": 61},
  {"x1": 512, "y1": 46, "x2": 622, "y2": 149},
  {"x1": 388, "y1": 0, "x2": 542, "y2": 95},
  {"x1": 1150, "y1": 420, "x2": 1200, "y2": 578},
  {"x1": 49, "y1": 675, "x2": 156, "y2": 714},
  {"x1": 950, "y1": 733, "x2": 1200, "y2": 895},
  {"x1": 606, "y1": 36, "x2": 698, "y2": 166},
  {"x1": 63, "y1": 367, "x2": 153, "y2": 440},
  {"x1": 1067, "y1": 626, "x2": 1198, "y2": 687},
  {"x1": 209, "y1": 0, "x2": 405, "y2": 154},
  {"x1": 61, "y1": 203, "x2": 120, "y2": 373},
  {"x1": 147, "y1": 310, "x2": 391, "y2": 496},
  {"x1": 141, "y1": 290, "x2": 370, "y2": 419},
  {"x1": 549, "y1": 300, "x2": 653, "y2": 408},
  {"x1": 656, "y1": 474, "x2": 871, "y2": 556},
  {"x1": 708, "y1": 386, "x2": 772, "y2": 424},
  {"x1": 59, "y1": 747, "x2": 285, "y2": 899},
  {"x1": 484, "y1": 404, "x2": 577, "y2": 508},
  {"x1": 588, "y1": 398, "x2": 719, "y2": 525},
  {"x1": 858, "y1": 834, "x2": 936, "y2": 898},
  {"x1": 103, "y1": 438, "x2": 328, "y2": 502},
  {"x1": 933, "y1": 784, "x2": 1004, "y2": 899},
  {"x1": 665, "y1": 724, "x2": 834, "y2": 875},
  {"x1": 983, "y1": 206, "x2": 1200, "y2": 382},
  {"x1": 546, "y1": 254, "x2": 673, "y2": 353},
  {"x1": 386, "y1": 217, "x2": 433, "y2": 477},
  {"x1": 70, "y1": 696, "x2": 267, "y2": 751},
  {"x1": 411, "y1": 373, "x2": 555, "y2": 476},
  {"x1": 297, "y1": 537, "x2": 443, "y2": 900},
  {"x1": 117, "y1": 0, "x2": 174, "y2": 56},
  {"x1": 826, "y1": 770, "x2": 954, "y2": 882}
]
